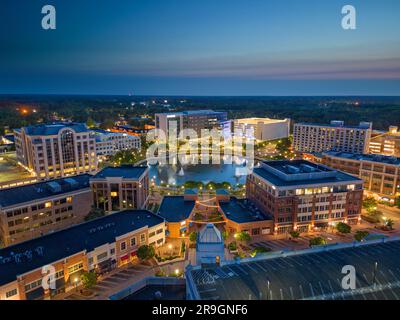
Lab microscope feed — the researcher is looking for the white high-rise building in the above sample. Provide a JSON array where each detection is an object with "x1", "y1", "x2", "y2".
[
  {"x1": 293, "y1": 121, "x2": 372, "y2": 154},
  {"x1": 233, "y1": 118, "x2": 290, "y2": 141},
  {"x1": 92, "y1": 129, "x2": 141, "y2": 157}
]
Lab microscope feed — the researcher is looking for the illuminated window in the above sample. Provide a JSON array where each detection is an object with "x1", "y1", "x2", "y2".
[
  {"x1": 111, "y1": 192, "x2": 118, "y2": 197},
  {"x1": 66, "y1": 196, "x2": 72, "y2": 203},
  {"x1": 45, "y1": 202, "x2": 52, "y2": 208}
]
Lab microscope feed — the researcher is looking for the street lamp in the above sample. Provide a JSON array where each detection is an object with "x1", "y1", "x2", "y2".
[
  {"x1": 74, "y1": 277, "x2": 79, "y2": 292},
  {"x1": 372, "y1": 262, "x2": 378, "y2": 287}
]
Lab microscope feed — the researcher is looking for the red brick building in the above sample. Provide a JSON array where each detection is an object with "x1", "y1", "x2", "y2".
[{"x1": 246, "y1": 160, "x2": 363, "y2": 234}]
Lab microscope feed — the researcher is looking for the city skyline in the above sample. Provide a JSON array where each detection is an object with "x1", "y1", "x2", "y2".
[{"x1": 1, "y1": 0, "x2": 400, "y2": 95}]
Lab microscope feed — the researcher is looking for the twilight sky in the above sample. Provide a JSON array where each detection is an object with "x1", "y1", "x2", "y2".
[{"x1": 1, "y1": 0, "x2": 400, "y2": 95}]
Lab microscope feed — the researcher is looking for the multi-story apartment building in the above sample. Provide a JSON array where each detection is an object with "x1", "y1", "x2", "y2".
[
  {"x1": 0, "y1": 210, "x2": 165, "y2": 300},
  {"x1": 233, "y1": 118, "x2": 290, "y2": 141},
  {"x1": 246, "y1": 160, "x2": 363, "y2": 234},
  {"x1": 90, "y1": 166, "x2": 149, "y2": 212},
  {"x1": 155, "y1": 110, "x2": 231, "y2": 137},
  {"x1": 0, "y1": 174, "x2": 92, "y2": 247},
  {"x1": 369, "y1": 126, "x2": 400, "y2": 157},
  {"x1": 293, "y1": 121, "x2": 372, "y2": 154},
  {"x1": 321, "y1": 151, "x2": 400, "y2": 201},
  {"x1": 14, "y1": 123, "x2": 97, "y2": 180},
  {"x1": 92, "y1": 129, "x2": 141, "y2": 158}
]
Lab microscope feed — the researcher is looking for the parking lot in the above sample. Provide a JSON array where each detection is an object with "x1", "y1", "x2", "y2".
[{"x1": 190, "y1": 239, "x2": 400, "y2": 300}]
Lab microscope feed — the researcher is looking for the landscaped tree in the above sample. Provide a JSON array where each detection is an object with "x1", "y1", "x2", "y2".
[
  {"x1": 336, "y1": 222, "x2": 351, "y2": 234},
  {"x1": 137, "y1": 244, "x2": 155, "y2": 260},
  {"x1": 235, "y1": 231, "x2": 251, "y2": 242},
  {"x1": 84, "y1": 206, "x2": 106, "y2": 221},
  {"x1": 385, "y1": 219, "x2": 394, "y2": 230},
  {"x1": 80, "y1": 271, "x2": 97, "y2": 289},
  {"x1": 289, "y1": 230, "x2": 300, "y2": 239},
  {"x1": 99, "y1": 119, "x2": 115, "y2": 130},
  {"x1": 86, "y1": 117, "x2": 96, "y2": 128},
  {"x1": 395, "y1": 197, "x2": 400, "y2": 209},
  {"x1": 309, "y1": 237, "x2": 327, "y2": 246},
  {"x1": 221, "y1": 230, "x2": 229, "y2": 241},
  {"x1": 363, "y1": 197, "x2": 378, "y2": 212},
  {"x1": 181, "y1": 240, "x2": 186, "y2": 255},
  {"x1": 354, "y1": 230, "x2": 369, "y2": 242},
  {"x1": 189, "y1": 232, "x2": 197, "y2": 243}
]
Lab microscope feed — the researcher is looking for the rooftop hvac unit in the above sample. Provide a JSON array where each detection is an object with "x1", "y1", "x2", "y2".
[
  {"x1": 286, "y1": 165, "x2": 301, "y2": 174},
  {"x1": 47, "y1": 181, "x2": 62, "y2": 193},
  {"x1": 64, "y1": 178, "x2": 79, "y2": 188},
  {"x1": 300, "y1": 164, "x2": 316, "y2": 173}
]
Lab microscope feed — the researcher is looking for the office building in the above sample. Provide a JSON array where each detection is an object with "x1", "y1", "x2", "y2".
[
  {"x1": 246, "y1": 160, "x2": 364, "y2": 234},
  {"x1": 233, "y1": 118, "x2": 290, "y2": 141},
  {"x1": 293, "y1": 121, "x2": 372, "y2": 154},
  {"x1": 0, "y1": 174, "x2": 92, "y2": 247},
  {"x1": 92, "y1": 129, "x2": 141, "y2": 158},
  {"x1": 14, "y1": 123, "x2": 97, "y2": 180},
  {"x1": 321, "y1": 151, "x2": 400, "y2": 201},
  {"x1": 369, "y1": 126, "x2": 400, "y2": 157},
  {"x1": 155, "y1": 110, "x2": 231, "y2": 137},
  {"x1": 0, "y1": 210, "x2": 165, "y2": 300},
  {"x1": 90, "y1": 166, "x2": 149, "y2": 212}
]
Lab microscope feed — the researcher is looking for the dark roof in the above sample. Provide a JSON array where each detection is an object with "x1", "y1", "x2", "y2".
[
  {"x1": 323, "y1": 151, "x2": 400, "y2": 166},
  {"x1": 189, "y1": 239, "x2": 400, "y2": 300},
  {"x1": 92, "y1": 166, "x2": 147, "y2": 180},
  {"x1": 295, "y1": 121, "x2": 371, "y2": 130},
  {"x1": 23, "y1": 122, "x2": 89, "y2": 136},
  {"x1": 219, "y1": 197, "x2": 272, "y2": 223},
  {"x1": 0, "y1": 174, "x2": 91, "y2": 208},
  {"x1": 253, "y1": 161, "x2": 362, "y2": 187},
  {"x1": 0, "y1": 210, "x2": 164, "y2": 286},
  {"x1": 3, "y1": 134, "x2": 15, "y2": 143},
  {"x1": 157, "y1": 196, "x2": 195, "y2": 222}
]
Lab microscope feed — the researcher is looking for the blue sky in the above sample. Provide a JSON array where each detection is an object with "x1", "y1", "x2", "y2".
[{"x1": 0, "y1": 0, "x2": 400, "y2": 95}]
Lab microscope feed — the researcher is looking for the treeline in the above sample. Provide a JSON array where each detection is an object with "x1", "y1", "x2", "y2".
[{"x1": 0, "y1": 95, "x2": 399, "y2": 134}]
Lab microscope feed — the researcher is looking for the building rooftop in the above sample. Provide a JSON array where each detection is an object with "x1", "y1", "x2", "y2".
[
  {"x1": 0, "y1": 210, "x2": 164, "y2": 287},
  {"x1": 295, "y1": 120, "x2": 372, "y2": 130},
  {"x1": 156, "y1": 110, "x2": 226, "y2": 116},
  {"x1": 157, "y1": 196, "x2": 195, "y2": 222},
  {"x1": 188, "y1": 239, "x2": 400, "y2": 300},
  {"x1": 92, "y1": 166, "x2": 147, "y2": 180},
  {"x1": 0, "y1": 174, "x2": 91, "y2": 208},
  {"x1": 198, "y1": 223, "x2": 222, "y2": 244},
  {"x1": 323, "y1": 151, "x2": 400, "y2": 166},
  {"x1": 234, "y1": 118, "x2": 289, "y2": 124},
  {"x1": 253, "y1": 160, "x2": 362, "y2": 187},
  {"x1": 219, "y1": 197, "x2": 272, "y2": 223},
  {"x1": 21, "y1": 122, "x2": 89, "y2": 136}
]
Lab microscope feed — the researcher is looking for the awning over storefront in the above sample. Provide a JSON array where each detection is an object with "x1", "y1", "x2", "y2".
[
  {"x1": 314, "y1": 222, "x2": 329, "y2": 228},
  {"x1": 97, "y1": 258, "x2": 112, "y2": 272},
  {"x1": 120, "y1": 254, "x2": 129, "y2": 261},
  {"x1": 130, "y1": 251, "x2": 137, "y2": 257}
]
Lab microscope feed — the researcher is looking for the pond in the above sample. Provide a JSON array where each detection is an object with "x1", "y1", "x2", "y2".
[{"x1": 147, "y1": 161, "x2": 253, "y2": 186}]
